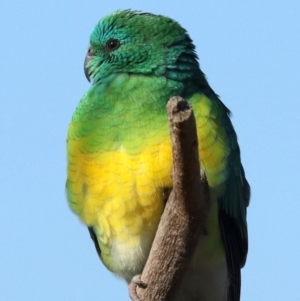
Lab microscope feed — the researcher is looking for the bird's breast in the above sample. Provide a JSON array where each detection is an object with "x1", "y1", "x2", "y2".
[{"x1": 67, "y1": 108, "x2": 174, "y2": 277}]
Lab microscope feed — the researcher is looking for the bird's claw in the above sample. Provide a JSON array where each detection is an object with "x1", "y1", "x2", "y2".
[{"x1": 128, "y1": 275, "x2": 147, "y2": 301}]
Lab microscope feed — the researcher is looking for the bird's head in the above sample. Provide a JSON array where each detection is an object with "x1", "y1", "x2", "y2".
[{"x1": 84, "y1": 10, "x2": 200, "y2": 84}]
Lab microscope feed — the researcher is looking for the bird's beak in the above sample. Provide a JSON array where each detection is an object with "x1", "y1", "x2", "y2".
[{"x1": 84, "y1": 47, "x2": 94, "y2": 82}]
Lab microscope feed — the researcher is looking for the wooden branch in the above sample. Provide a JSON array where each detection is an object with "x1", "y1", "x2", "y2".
[{"x1": 134, "y1": 96, "x2": 210, "y2": 301}]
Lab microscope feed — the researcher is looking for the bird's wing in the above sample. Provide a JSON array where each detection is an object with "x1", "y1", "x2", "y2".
[
  {"x1": 216, "y1": 97, "x2": 250, "y2": 301},
  {"x1": 191, "y1": 90, "x2": 250, "y2": 301}
]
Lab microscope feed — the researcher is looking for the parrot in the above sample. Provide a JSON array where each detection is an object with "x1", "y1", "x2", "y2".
[{"x1": 66, "y1": 9, "x2": 250, "y2": 301}]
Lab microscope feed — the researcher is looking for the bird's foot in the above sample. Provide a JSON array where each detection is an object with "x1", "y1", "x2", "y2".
[{"x1": 128, "y1": 275, "x2": 147, "y2": 301}]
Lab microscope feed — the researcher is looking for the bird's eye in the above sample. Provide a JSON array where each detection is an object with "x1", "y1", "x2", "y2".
[{"x1": 106, "y1": 39, "x2": 120, "y2": 51}]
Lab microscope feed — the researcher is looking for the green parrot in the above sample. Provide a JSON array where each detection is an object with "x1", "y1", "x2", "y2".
[{"x1": 66, "y1": 10, "x2": 250, "y2": 301}]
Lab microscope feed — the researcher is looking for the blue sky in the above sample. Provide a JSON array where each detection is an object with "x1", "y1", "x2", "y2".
[{"x1": 1, "y1": 1, "x2": 299, "y2": 300}]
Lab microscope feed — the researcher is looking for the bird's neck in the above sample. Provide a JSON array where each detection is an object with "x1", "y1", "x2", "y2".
[
  {"x1": 72, "y1": 68, "x2": 214, "y2": 132},
  {"x1": 77, "y1": 73, "x2": 186, "y2": 118}
]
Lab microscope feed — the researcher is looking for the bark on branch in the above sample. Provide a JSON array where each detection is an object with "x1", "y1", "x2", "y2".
[{"x1": 132, "y1": 96, "x2": 210, "y2": 301}]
